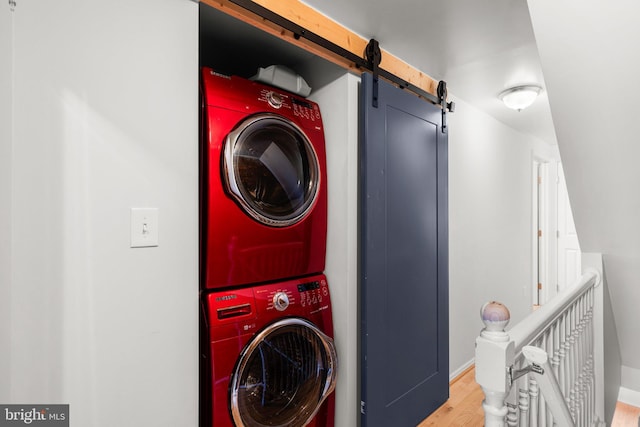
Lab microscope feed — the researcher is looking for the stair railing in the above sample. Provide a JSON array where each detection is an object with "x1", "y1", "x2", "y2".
[{"x1": 475, "y1": 269, "x2": 604, "y2": 426}]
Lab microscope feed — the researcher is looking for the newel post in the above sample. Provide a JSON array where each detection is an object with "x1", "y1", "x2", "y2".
[{"x1": 475, "y1": 301, "x2": 515, "y2": 427}]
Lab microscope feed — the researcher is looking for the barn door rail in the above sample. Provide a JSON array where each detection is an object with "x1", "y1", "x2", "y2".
[
  {"x1": 226, "y1": 0, "x2": 454, "y2": 113},
  {"x1": 475, "y1": 261, "x2": 606, "y2": 426}
]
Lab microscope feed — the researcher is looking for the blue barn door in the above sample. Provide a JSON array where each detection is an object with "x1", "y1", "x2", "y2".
[{"x1": 360, "y1": 73, "x2": 449, "y2": 427}]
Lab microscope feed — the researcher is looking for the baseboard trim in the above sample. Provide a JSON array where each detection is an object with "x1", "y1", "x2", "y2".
[
  {"x1": 618, "y1": 386, "x2": 640, "y2": 407},
  {"x1": 450, "y1": 358, "x2": 475, "y2": 384}
]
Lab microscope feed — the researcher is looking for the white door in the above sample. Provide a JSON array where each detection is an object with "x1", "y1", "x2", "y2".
[{"x1": 557, "y1": 162, "x2": 581, "y2": 291}]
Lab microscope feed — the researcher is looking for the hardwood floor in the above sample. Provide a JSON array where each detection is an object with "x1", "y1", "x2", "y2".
[
  {"x1": 612, "y1": 402, "x2": 640, "y2": 426},
  {"x1": 416, "y1": 364, "x2": 640, "y2": 426},
  {"x1": 417, "y1": 365, "x2": 484, "y2": 426}
]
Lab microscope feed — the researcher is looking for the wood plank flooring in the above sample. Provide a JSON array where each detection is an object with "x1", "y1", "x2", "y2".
[
  {"x1": 612, "y1": 401, "x2": 640, "y2": 426},
  {"x1": 416, "y1": 364, "x2": 640, "y2": 426},
  {"x1": 417, "y1": 365, "x2": 484, "y2": 426}
]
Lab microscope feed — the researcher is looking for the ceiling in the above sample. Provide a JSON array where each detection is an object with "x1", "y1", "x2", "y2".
[{"x1": 301, "y1": 0, "x2": 557, "y2": 144}]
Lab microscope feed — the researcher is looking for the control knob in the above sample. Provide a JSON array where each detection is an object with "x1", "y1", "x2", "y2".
[
  {"x1": 273, "y1": 292, "x2": 290, "y2": 311},
  {"x1": 266, "y1": 91, "x2": 283, "y2": 109}
]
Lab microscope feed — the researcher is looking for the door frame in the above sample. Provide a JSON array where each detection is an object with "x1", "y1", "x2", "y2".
[{"x1": 531, "y1": 156, "x2": 550, "y2": 306}]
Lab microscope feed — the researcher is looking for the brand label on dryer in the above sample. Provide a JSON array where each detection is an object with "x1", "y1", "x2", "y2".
[
  {"x1": 216, "y1": 294, "x2": 237, "y2": 302},
  {"x1": 210, "y1": 70, "x2": 231, "y2": 79}
]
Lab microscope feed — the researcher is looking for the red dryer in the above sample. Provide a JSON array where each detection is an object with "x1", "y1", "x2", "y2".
[
  {"x1": 202, "y1": 274, "x2": 337, "y2": 427},
  {"x1": 201, "y1": 68, "x2": 328, "y2": 289}
]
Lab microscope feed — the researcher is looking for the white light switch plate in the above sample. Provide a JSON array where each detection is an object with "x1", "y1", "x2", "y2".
[{"x1": 131, "y1": 208, "x2": 159, "y2": 248}]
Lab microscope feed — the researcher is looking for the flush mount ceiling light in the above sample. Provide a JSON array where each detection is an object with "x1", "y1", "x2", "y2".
[{"x1": 499, "y1": 84, "x2": 542, "y2": 111}]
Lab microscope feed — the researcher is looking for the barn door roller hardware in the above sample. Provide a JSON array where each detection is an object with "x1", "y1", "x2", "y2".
[
  {"x1": 365, "y1": 39, "x2": 382, "y2": 108},
  {"x1": 227, "y1": 0, "x2": 454, "y2": 113},
  {"x1": 437, "y1": 81, "x2": 455, "y2": 133}
]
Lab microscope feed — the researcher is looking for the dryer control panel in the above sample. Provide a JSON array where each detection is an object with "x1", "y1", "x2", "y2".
[
  {"x1": 256, "y1": 88, "x2": 322, "y2": 127},
  {"x1": 297, "y1": 278, "x2": 329, "y2": 308}
]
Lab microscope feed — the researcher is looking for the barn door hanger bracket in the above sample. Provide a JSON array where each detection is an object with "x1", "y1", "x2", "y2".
[
  {"x1": 365, "y1": 39, "x2": 382, "y2": 108},
  {"x1": 437, "y1": 81, "x2": 455, "y2": 133}
]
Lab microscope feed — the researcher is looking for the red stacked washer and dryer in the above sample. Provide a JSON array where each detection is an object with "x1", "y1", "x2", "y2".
[{"x1": 200, "y1": 67, "x2": 337, "y2": 427}]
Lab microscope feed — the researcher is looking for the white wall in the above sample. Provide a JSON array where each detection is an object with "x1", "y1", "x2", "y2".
[
  {"x1": 447, "y1": 95, "x2": 560, "y2": 373},
  {"x1": 0, "y1": 1, "x2": 13, "y2": 400},
  {"x1": 5, "y1": 1, "x2": 199, "y2": 425},
  {"x1": 309, "y1": 73, "x2": 360, "y2": 427},
  {"x1": 603, "y1": 272, "x2": 622, "y2": 423}
]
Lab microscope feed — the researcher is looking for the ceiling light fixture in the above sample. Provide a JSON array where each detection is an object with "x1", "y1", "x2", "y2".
[{"x1": 499, "y1": 84, "x2": 542, "y2": 111}]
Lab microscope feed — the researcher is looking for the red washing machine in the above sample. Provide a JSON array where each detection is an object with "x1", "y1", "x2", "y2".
[
  {"x1": 201, "y1": 274, "x2": 337, "y2": 427},
  {"x1": 201, "y1": 68, "x2": 328, "y2": 289}
]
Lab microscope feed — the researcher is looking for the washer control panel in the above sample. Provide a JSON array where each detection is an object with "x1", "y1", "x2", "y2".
[{"x1": 253, "y1": 275, "x2": 330, "y2": 316}]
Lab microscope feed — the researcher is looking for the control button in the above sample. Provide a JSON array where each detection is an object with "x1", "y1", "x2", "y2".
[
  {"x1": 273, "y1": 291, "x2": 290, "y2": 311},
  {"x1": 266, "y1": 91, "x2": 284, "y2": 109}
]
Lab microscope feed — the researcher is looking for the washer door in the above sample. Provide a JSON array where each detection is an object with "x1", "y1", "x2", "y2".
[
  {"x1": 224, "y1": 113, "x2": 320, "y2": 227},
  {"x1": 229, "y1": 318, "x2": 338, "y2": 427}
]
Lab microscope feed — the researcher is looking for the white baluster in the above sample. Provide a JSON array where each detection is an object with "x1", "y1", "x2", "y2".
[
  {"x1": 547, "y1": 325, "x2": 557, "y2": 426},
  {"x1": 586, "y1": 296, "x2": 593, "y2": 427},
  {"x1": 521, "y1": 346, "x2": 575, "y2": 427},
  {"x1": 529, "y1": 375, "x2": 539, "y2": 426},
  {"x1": 559, "y1": 312, "x2": 569, "y2": 399},
  {"x1": 519, "y1": 374, "x2": 530, "y2": 427},
  {"x1": 540, "y1": 330, "x2": 552, "y2": 427},
  {"x1": 574, "y1": 301, "x2": 582, "y2": 425},
  {"x1": 506, "y1": 403, "x2": 518, "y2": 427},
  {"x1": 579, "y1": 294, "x2": 589, "y2": 427},
  {"x1": 568, "y1": 303, "x2": 577, "y2": 422},
  {"x1": 586, "y1": 288, "x2": 595, "y2": 427},
  {"x1": 588, "y1": 291, "x2": 595, "y2": 427},
  {"x1": 506, "y1": 387, "x2": 518, "y2": 427}
]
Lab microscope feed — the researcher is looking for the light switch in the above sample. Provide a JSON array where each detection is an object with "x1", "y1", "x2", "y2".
[{"x1": 131, "y1": 208, "x2": 159, "y2": 248}]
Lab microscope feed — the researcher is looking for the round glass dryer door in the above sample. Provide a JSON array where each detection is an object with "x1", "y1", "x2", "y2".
[
  {"x1": 229, "y1": 318, "x2": 337, "y2": 427},
  {"x1": 224, "y1": 114, "x2": 320, "y2": 227}
]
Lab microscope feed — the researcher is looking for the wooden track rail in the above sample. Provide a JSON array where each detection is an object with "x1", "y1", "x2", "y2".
[{"x1": 200, "y1": 0, "x2": 439, "y2": 97}]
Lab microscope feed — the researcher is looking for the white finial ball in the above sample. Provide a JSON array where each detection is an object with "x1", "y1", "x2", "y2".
[{"x1": 481, "y1": 301, "x2": 510, "y2": 332}]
